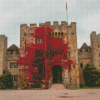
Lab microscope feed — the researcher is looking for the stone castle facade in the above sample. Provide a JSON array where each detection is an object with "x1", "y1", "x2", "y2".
[{"x1": 0, "y1": 21, "x2": 100, "y2": 88}]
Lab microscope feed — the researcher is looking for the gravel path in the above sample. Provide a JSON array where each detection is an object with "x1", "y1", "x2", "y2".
[{"x1": 0, "y1": 84, "x2": 100, "y2": 100}]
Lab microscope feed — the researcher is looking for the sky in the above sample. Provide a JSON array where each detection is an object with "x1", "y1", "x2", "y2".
[{"x1": 0, "y1": 0, "x2": 100, "y2": 48}]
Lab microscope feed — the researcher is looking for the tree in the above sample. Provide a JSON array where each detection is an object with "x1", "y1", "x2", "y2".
[
  {"x1": 0, "y1": 70, "x2": 13, "y2": 89},
  {"x1": 83, "y1": 64, "x2": 100, "y2": 87}
]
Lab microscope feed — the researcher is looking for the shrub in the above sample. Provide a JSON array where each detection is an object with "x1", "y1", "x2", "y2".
[
  {"x1": 0, "y1": 70, "x2": 13, "y2": 89},
  {"x1": 83, "y1": 64, "x2": 100, "y2": 87}
]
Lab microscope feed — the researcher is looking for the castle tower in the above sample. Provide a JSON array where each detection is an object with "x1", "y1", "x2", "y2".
[
  {"x1": 67, "y1": 22, "x2": 79, "y2": 88},
  {"x1": 90, "y1": 31, "x2": 100, "y2": 69},
  {"x1": 0, "y1": 35, "x2": 7, "y2": 75},
  {"x1": 19, "y1": 21, "x2": 79, "y2": 88}
]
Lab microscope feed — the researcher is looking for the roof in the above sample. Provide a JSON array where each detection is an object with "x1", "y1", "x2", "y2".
[
  {"x1": 79, "y1": 43, "x2": 91, "y2": 51},
  {"x1": 7, "y1": 44, "x2": 20, "y2": 51}
]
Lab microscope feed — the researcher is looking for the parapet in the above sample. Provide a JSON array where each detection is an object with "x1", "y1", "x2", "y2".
[
  {"x1": 61, "y1": 21, "x2": 68, "y2": 26},
  {"x1": 53, "y1": 21, "x2": 59, "y2": 27},
  {"x1": 0, "y1": 35, "x2": 7, "y2": 41},
  {"x1": 20, "y1": 24, "x2": 27, "y2": 27},
  {"x1": 71, "y1": 22, "x2": 76, "y2": 28},
  {"x1": 45, "y1": 22, "x2": 51, "y2": 26},
  {"x1": 39, "y1": 23, "x2": 45, "y2": 27},
  {"x1": 30, "y1": 24, "x2": 37, "y2": 28},
  {"x1": 91, "y1": 31, "x2": 96, "y2": 36},
  {"x1": 0, "y1": 35, "x2": 6, "y2": 38}
]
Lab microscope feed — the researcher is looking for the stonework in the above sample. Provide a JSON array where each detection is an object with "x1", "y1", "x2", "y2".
[
  {"x1": 19, "y1": 21, "x2": 79, "y2": 88},
  {"x1": 0, "y1": 35, "x2": 7, "y2": 75},
  {"x1": 0, "y1": 21, "x2": 100, "y2": 88}
]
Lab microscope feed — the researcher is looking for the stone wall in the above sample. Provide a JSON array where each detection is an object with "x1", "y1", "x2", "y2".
[
  {"x1": 20, "y1": 21, "x2": 79, "y2": 88},
  {"x1": 0, "y1": 35, "x2": 7, "y2": 75},
  {"x1": 78, "y1": 48, "x2": 92, "y2": 85},
  {"x1": 91, "y1": 31, "x2": 100, "y2": 69},
  {"x1": 6, "y1": 50, "x2": 19, "y2": 86}
]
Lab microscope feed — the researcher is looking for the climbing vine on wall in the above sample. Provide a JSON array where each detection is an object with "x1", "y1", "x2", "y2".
[{"x1": 18, "y1": 26, "x2": 73, "y2": 88}]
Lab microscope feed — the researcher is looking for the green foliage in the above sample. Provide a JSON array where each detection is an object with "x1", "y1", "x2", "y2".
[
  {"x1": 0, "y1": 70, "x2": 13, "y2": 89},
  {"x1": 21, "y1": 73, "x2": 29, "y2": 89},
  {"x1": 83, "y1": 64, "x2": 100, "y2": 87}
]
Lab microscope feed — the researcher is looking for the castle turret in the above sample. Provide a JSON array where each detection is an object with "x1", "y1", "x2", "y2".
[
  {"x1": 90, "y1": 31, "x2": 100, "y2": 69},
  {"x1": 0, "y1": 35, "x2": 7, "y2": 75}
]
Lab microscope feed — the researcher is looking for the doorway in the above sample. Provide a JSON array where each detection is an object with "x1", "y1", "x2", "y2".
[{"x1": 51, "y1": 65, "x2": 62, "y2": 83}]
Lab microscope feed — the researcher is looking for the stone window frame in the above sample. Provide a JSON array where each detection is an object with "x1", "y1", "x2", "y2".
[
  {"x1": 35, "y1": 38, "x2": 43, "y2": 44},
  {"x1": 10, "y1": 62, "x2": 18, "y2": 69}
]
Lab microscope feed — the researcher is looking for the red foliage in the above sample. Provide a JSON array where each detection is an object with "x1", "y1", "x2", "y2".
[{"x1": 18, "y1": 25, "x2": 73, "y2": 88}]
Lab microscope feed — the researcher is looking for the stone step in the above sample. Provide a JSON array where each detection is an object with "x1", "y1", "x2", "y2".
[{"x1": 49, "y1": 83, "x2": 66, "y2": 90}]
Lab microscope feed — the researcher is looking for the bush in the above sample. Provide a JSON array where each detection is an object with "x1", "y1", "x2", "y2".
[
  {"x1": 0, "y1": 70, "x2": 13, "y2": 89},
  {"x1": 83, "y1": 64, "x2": 100, "y2": 87}
]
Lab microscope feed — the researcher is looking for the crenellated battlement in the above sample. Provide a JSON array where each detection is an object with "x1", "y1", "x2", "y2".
[
  {"x1": 30, "y1": 24, "x2": 37, "y2": 28},
  {"x1": 91, "y1": 31, "x2": 100, "y2": 41},
  {"x1": 20, "y1": 21, "x2": 76, "y2": 29}
]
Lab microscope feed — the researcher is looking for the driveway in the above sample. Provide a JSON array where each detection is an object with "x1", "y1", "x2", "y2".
[{"x1": 0, "y1": 84, "x2": 100, "y2": 100}]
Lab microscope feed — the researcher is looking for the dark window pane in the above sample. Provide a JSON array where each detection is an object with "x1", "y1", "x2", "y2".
[
  {"x1": 61, "y1": 32, "x2": 63, "y2": 38},
  {"x1": 52, "y1": 32, "x2": 54, "y2": 37},
  {"x1": 58, "y1": 32, "x2": 60, "y2": 37},
  {"x1": 80, "y1": 63, "x2": 83, "y2": 68},
  {"x1": 14, "y1": 75, "x2": 18, "y2": 81},
  {"x1": 55, "y1": 32, "x2": 57, "y2": 37},
  {"x1": 10, "y1": 62, "x2": 18, "y2": 68}
]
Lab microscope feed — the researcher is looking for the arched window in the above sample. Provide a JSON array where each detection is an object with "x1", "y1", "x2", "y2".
[
  {"x1": 49, "y1": 32, "x2": 51, "y2": 36},
  {"x1": 55, "y1": 32, "x2": 57, "y2": 37},
  {"x1": 69, "y1": 65, "x2": 71, "y2": 70},
  {"x1": 98, "y1": 44, "x2": 99, "y2": 48},
  {"x1": 52, "y1": 32, "x2": 54, "y2": 37},
  {"x1": 61, "y1": 32, "x2": 63, "y2": 38},
  {"x1": 80, "y1": 63, "x2": 83, "y2": 68},
  {"x1": 58, "y1": 32, "x2": 60, "y2": 37}
]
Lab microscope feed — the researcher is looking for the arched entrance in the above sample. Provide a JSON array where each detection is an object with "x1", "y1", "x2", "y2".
[{"x1": 51, "y1": 65, "x2": 62, "y2": 83}]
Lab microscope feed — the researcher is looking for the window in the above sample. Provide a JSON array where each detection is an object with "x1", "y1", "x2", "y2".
[
  {"x1": 69, "y1": 65, "x2": 71, "y2": 70},
  {"x1": 68, "y1": 52, "x2": 70, "y2": 57},
  {"x1": 35, "y1": 50, "x2": 43, "y2": 57},
  {"x1": 99, "y1": 62, "x2": 100, "y2": 66},
  {"x1": 49, "y1": 32, "x2": 51, "y2": 36},
  {"x1": 80, "y1": 63, "x2": 83, "y2": 68},
  {"x1": 99, "y1": 53, "x2": 100, "y2": 57},
  {"x1": 61, "y1": 32, "x2": 63, "y2": 38},
  {"x1": 55, "y1": 32, "x2": 57, "y2": 37},
  {"x1": 52, "y1": 32, "x2": 54, "y2": 37},
  {"x1": 58, "y1": 32, "x2": 60, "y2": 37},
  {"x1": 14, "y1": 75, "x2": 18, "y2": 81},
  {"x1": 35, "y1": 38, "x2": 43, "y2": 43},
  {"x1": 10, "y1": 62, "x2": 18, "y2": 68},
  {"x1": 98, "y1": 44, "x2": 100, "y2": 48}
]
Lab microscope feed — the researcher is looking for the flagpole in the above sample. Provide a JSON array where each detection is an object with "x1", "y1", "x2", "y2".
[{"x1": 66, "y1": 2, "x2": 68, "y2": 23}]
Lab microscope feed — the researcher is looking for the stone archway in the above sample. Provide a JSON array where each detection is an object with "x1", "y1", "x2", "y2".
[{"x1": 51, "y1": 65, "x2": 62, "y2": 83}]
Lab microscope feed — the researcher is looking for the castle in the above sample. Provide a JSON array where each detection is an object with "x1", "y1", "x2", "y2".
[{"x1": 0, "y1": 21, "x2": 100, "y2": 88}]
